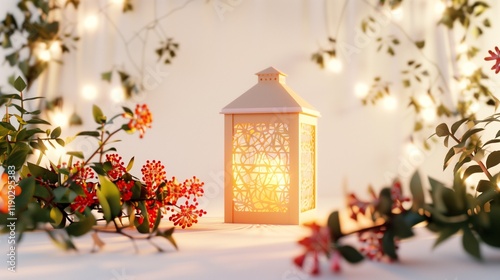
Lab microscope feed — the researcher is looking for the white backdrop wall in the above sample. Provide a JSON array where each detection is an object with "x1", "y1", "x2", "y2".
[{"x1": 1, "y1": 0, "x2": 499, "y2": 216}]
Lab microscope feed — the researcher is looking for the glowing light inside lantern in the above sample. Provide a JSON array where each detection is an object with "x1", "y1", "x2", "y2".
[
  {"x1": 81, "y1": 85, "x2": 98, "y2": 100},
  {"x1": 84, "y1": 14, "x2": 99, "y2": 30},
  {"x1": 110, "y1": 87, "x2": 125, "y2": 103},
  {"x1": 326, "y1": 57, "x2": 343, "y2": 73},
  {"x1": 382, "y1": 95, "x2": 397, "y2": 111},
  {"x1": 354, "y1": 82, "x2": 369, "y2": 99},
  {"x1": 251, "y1": 153, "x2": 288, "y2": 206}
]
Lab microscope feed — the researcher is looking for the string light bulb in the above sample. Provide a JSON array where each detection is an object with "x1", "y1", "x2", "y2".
[
  {"x1": 434, "y1": 1, "x2": 446, "y2": 16},
  {"x1": 83, "y1": 14, "x2": 99, "y2": 30},
  {"x1": 382, "y1": 95, "x2": 397, "y2": 111},
  {"x1": 460, "y1": 60, "x2": 476, "y2": 77},
  {"x1": 81, "y1": 84, "x2": 98, "y2": 100},
  {"x1": 51, "y1": 111, "x2": 69, "y2": 128},
  {"x1": 110, "y1": 87, "x2": 125, "y2": 103},
  {"x1": 326, "y1": 57, "x2": 343, "y2": 73},
  {"x1": 391, "y1": 7, "x2": 404, "y2": 21},
  {"x1": 354, "y1": 82, "x2": 369, "y2": 99}
]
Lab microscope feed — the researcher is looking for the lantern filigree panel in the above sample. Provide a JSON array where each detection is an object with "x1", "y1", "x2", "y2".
[
  {"x1": 232, "y1": 122, "x2": 290, "y2": 213},
  {"x1": 300, "y1": 123, "x2": 316, "y2": 212}
]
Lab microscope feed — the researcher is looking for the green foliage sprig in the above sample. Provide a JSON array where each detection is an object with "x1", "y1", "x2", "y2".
[{"x1": 0, "y1": 77, "x2": 206, "y2": 252}]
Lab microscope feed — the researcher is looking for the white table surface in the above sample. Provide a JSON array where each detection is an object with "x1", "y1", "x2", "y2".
[{"x1": 1, "y1": 215, "x2": 500, "y2": 280}]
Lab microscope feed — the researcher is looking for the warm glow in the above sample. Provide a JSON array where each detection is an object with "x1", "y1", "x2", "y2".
[
  {"x1": 458, "y1": 78, "x2": 468, "y2": 90},
  {"x1": 417, "y1": 94, "x2": 434, "y2": 108},
  {"x1": 456, "y1": 43, "x2": 467, "y2": 54},
  {"x1": 354, "y1": 82, "x2": 369, "y2": 99},
  {"x1": 111, "y1": 0, "x2": 125, "y2": 4},
  {"x1": 38, "y1": 49, "x2": 51, "y2": 61},
  {"x1": 81, "y1": 84, "x2": 98, "y2": 100},
  {"x1": 382, "y1": 95, "x2": 397, "y2": 111},
  {"x1": 110, "y1": 87, "x2": 125, "y2": 103},
  {"x1": 51, "y1": 111, "x2": 69, "y2": 128},
  {"x1": 421, "y1": 108, "x2": 437, "y2": 124},
  {"x1": 468, "y1": 101, "x2": 480, "y2": 114},
  {"x1": 460, "y1": 60, "x2": 476, "y2": 77},
  {"x1": 326, "y1": 57, "x2": 343, "y2": 73},
  {"x1": 391, "y1": 7, "x2": 403, "y2": 21},
  {"x1": 434, "y1": 1, "x2": 446, "y2": 16},
  {"x1": 83, "y1": 14, "x2": 99, "y2": 30}
]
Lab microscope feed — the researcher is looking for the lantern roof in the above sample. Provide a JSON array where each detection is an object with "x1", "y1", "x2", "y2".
[{"x1": 220, "y1": 67, "x2": 320, "y2": 117}]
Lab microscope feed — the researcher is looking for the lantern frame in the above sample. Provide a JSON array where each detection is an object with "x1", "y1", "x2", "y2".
[{"x1": 221, "y1": 67, "x2": 319, "y2": 224}]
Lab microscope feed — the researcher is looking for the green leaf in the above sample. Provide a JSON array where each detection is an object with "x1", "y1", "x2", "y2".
[
  {"x1": 126, "y1": 156, "x2": 134, "y2": 172},
  {"x1": 476, "y1": 179, "x2": 492, "y2": 193},
  {"x1": 460, "y1": 128, "x2": 484, "y2": 144},
  {"x1": 327, "y1": 211, "x2": 342, "y2": 241},
  {"x1": 392, "y1": 214, "x2": 414, "y2": 239},
  {"x1": 338, "y1": 245, "x2": 364, "y2": 263},
  {"x1": 156, "y1": 227, "x2": 178, "y2": 250},
  {"x1": 443, "y1": 147, "x2": 455, "y2": 170},
  {"x1": 435, "y1": 123, "x2": 450, "y2": 137},
  {"x1": 15, "y1": 177, "x2": 36, "y2": 213},
  {"x1": 451, "y1": 118, "x2": 468, "y2": 134},
  {"x1": 462, "y1": 227, "x2": 481, "y2": 260},
  {"x1": 49, "y1": 207, "x2": 65, "y2": 228},
  {"x1": 409, "y1": 171, "x2": 424, "y2": 211},
  {"x1": 433, "y1": 225, "x2": 460, "y2": 249},
  {"x1": 134, "y1": 201, "x2": 150, "y2": 233},
  {"x1": 66, "y1": 151, "x2": 84, "y2": 159},
  {"x1": 13, "y1": 76, "x2": 27, "y2": 92},
  {"x1": 92, "y1": 105, "x2": 106, "y2": 124},
  {"x1": 26, "y1": 118, "x2": 51, "y2": 125},
  {"x1": 376, "y1": 188, "x2": 392, "y2": 216},
  {"x1": 96, "y1": 175, "x2": 122, "y2": 223},
  {"x1": 50, "y1": 126, "x2": 62, "y2": 138},
  {"x1": 101, "y1": 71, "x2": 112, "y2": 82},
  {"x1": 66, "y1": 210, "x2": 96, "y2": 237},
  {"x1": 46, "y1": 230, "x2": 77, "y2": 251},
  {"x1": 76, "y1": 131, "x2": 100, "y2": 137},
  {"x1": 463, "y1": 165, "x2": 482, "y2": 180},
  {"x1": 382, "y1": 229, "x2": 398, "y2": 260},
  {"x1": 486, "y1": 150, "x2": 500, "y2": 169}
]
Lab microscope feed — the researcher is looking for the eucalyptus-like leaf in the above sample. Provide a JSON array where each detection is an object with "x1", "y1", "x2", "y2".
[
  {"x1": 460, "y1": 128, "x2": 484, "y2": 144},
  {"x1": 410, "y1": 171, "x2": 424, "y2": 211},
  {"x1": 443, "y1": 147, "x2": 455, "y2": 170},
  {"x1": 327, "y1": 211, "x2": 342, "y2": 241},
  {"x1": 92, "y1": 105, "x2": 106, "y2": 124},
  {"x1": 97, "y1": 175, "x2": 122, "y2": 223},
  {"x1": 433, "y1": 225, "x2": 460, "y2": 249},
  {"x1": 66, "y1": 210, "x2": 96, "y2": 237},
  {"x1": 13, "y1": 76, "x2": 27, "y2": 92},
  {"x1": 337, "y1": 245, "x2": 364, "y2": 263},
  {"x1": 451, "y1": 118, "x2": 469, "y2": 134},
  {"x1": 486, "y1": 150, "x2": 500, "y2": 169},
  {"x1": 435, "y1": 123, "x2": 450, "y2": 137},
  {"x1": 462, "y1": 227, "x2": 481, "y2": 260}
]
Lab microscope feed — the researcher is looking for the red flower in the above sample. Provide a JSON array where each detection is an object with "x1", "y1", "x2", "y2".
[
  {"x1": 164, "y1": 177, "x2": 183, "y2": 205},
  {"x1": 357, "y1": 227, "x2": 397, "y2": 262},
  {"x1": 141, "y1": 160, "x2": 166, "y2": 194},
  {"x1": 116, "y1": 179, "x2": 134, "y2": 201},
  {"x1": 293, "y1": 222, "x2": 331, "y2": 275},
  {"x1": 485, "y1": 46, "x2": 500, "y2": 74},
  {"x1": 106, "y1": 154, "x2": 127, "y2": 181},
  {"x1": 330, "y1": 251, "x2": 342, "y2": 273},
  {"x1": 168, "y1": 201, "x2": 207, "y2": 229},
  {"x1": 124, "y1": 104, "x2": 153, "y2": 138},
  {"x1": 70, "y1": 182, "x2": 97, "y2": 213},
  {"x1": 391, "y1": 180, "x2": 410, "y2": 212}
]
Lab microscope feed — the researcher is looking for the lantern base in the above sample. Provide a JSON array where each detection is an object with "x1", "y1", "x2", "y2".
[{"x1": 224, "y1": 209, "x2": 317, "y2": 225}]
